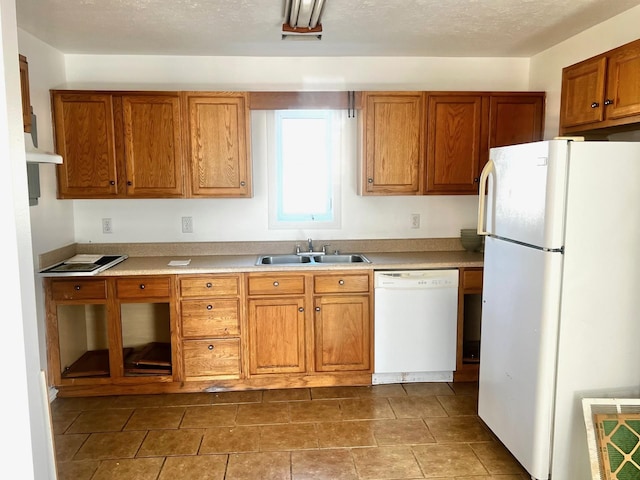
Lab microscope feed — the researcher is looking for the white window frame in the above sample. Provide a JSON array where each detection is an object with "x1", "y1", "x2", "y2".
[{"x1": 266, "y1": 109, "x2": 342, "y2": 230}]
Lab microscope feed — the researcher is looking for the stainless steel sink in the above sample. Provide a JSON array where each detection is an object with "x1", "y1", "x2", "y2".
[
  {"x1": 256, "y1": 253, "x2": 370, "y2": 266},
  {"x1": 312, "y1": 254, "x2": 370, "y2": 264},
  {"x1": 257, "y1": 254, "x2": 312, "y2": 265}
]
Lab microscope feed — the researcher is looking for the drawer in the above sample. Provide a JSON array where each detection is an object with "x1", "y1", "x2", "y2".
[
  {"x1": 50, "y1": 279, "x2": 107, "y2": 301},
  {"x1": 181, "y1": 299, "x2": 240, "y2": 337},
  {"x1": 462, "y1": 269, "x2": 483, "y2": 291},
  {"x1": 116, "y1": 277, "x2": 171, "y2": 298},
  {"x1": 183, "y1": 338, "x2": 241, "y2": 377},
  {"x1": 247, "y1": 275, "x2": 305, "y2": 296},
  {"x1": 180, "y1": 275, "x2": 239, "y2": 298},
  {"x1": 314, "y1": 273, "x2": 370, "y2": 294}
]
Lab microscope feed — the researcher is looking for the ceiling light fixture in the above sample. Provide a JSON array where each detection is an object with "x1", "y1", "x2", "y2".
[{"x1": 282, "y1": 0, "x2": 325, "y2": 40}]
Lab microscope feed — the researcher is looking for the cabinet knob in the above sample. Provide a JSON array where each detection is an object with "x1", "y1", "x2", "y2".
[
  {"x1": 367, "y1": 178, "x2": 373, "y2": 184},
  {"x1": 139, "y1": 284, "x2": 145, "y2": 289},
  {"x1": 298, "y1": 307, "x2": 304, "y2": 312},
  {"x1": 208, "y1": 344, "x2": 214, "y2": 350},
  {"x1": 604, "y1": 98, "x2": 613, "y2": 105},
  {"x1": 240, "y1": 181, "x2": 246, "y2": 187},
  {"x1": 273, "y1": 281, "x2": 279, "y2": 287},
  {"x1": 74, "y1": 285, "x2": 81, "y2": 291},
  {"x1": 338, "y1": 279, "x2": 345, "y2": 285},
  {"x1": 474, "y1": 177, "x2": 479, "y2": 183},
  {"x1": 590, "y1": 102, "x2": 600, "y2": 108},
  {"x1": 315, "y1": 306, "x2": 321, "y2": 312},
  {"x1": 127, "y1": 181, "x2": 133, "y2": 186},
  {"x1": 110, "y1": 180, "x2": 115, "y2": 185},
  {"x1": 206, "y1": 282, "x2": 212, "y2": 288},
  {"x1": 206, "y1": 304, "x2": 213, "y2": 310}
]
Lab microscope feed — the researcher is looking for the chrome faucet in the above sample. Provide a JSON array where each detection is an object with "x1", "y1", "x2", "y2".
[{"x1": 307, "y1": 238, "x2": 314, "y2": 252}]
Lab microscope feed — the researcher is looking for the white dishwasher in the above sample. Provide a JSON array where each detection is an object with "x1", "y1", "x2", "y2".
[{"x1": 373, "y1": 270, "x2": 459, "y2": 384}]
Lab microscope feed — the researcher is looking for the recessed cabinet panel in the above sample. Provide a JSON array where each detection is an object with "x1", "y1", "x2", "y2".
[
  {"x1": 186, "y1": 94, "x2": 251, "y2": 197},
  {"x1": 426, "y1": 95, "x2": 484, "y2": 194},
  {"x1": 247, "y1": 298, "x2": 306, "y2": 375},
  {"x1": 122, "y1": 95, "x2": 184, "y2": 197},
  {"x1": 362, "y1": 92, "x2": 424, "y2": 195},
  {"x1": 183, "y1": 338, "x2": 241, "y2": 378},
  {"x1": 53, "y1": 93, "x2": 118, "y2": 197}
]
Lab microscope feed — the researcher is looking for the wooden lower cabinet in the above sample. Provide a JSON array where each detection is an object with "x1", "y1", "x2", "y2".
[
  {"x1": 46, "y1": 270, "x2": 373, "y2": 396},
  {"x1": 246, "y1": 271, "x2": 373, "y2": 383},
  {"x1": 178, "y1": 274, "x2": 242, "y2": 380}
]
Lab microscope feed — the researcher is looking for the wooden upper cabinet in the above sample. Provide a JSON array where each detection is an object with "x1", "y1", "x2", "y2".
[
  {"x1": 185, "y1": 93, "x2": 252, "y2": 197},
  {"x1": 425, "y1": 95, "x2": 485, "y2": 194},
  {"x1": 560, "y1": 38, "x2": 640, "y2": 133},
  {"x1": 489, "y1": 95, "x2": 544, "y2": 148},
  {"x1": 19, "y1": 55, "x2": 31, "y2": 133},
  {"x1": 605, "y1": 41, "x2": 640, "y2": 120},
  {"x1": 122, "y1": 94, "x2": 184, "y2": 197},
  {"x1": 53, "y1": 92, "x2": 119, "y2": 198},
  {"x1": 560, "y1": 57, "x2": 607, "y2": 128},
  {"x1": 361, "y1": 92, "x2": 424, "y2": 195}
]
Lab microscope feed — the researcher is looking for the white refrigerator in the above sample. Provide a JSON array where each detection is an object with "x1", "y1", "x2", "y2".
[{"x1": 477, "y1": 139, "x2": 640, "y2": 480}]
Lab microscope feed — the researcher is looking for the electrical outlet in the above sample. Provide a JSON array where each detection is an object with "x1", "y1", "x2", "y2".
[
  {"x1": 411, "y1": 213, "x2": 420, "y2": 229},
  {"x1": 102, "y1": 218, "x2": 113, "y2": 234},
  {"x1": 182, "y1": 216, "x2": 193, "y2": 233}
]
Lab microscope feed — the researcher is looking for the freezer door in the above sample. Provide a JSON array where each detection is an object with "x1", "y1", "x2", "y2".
[
  {"x1": 480, "y1": 140, "x2": 569, "y2": 250},
  {"x1": 478, "y1": 236, "x2": 563, "y2": 480}
]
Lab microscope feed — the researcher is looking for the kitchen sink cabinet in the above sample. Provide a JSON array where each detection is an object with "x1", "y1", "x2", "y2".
[
  {"x1": 178, "y1": 275, "x2": 242, "y2": 379},
  {"x1": 246, "y1": 273, "x2": 308, "y2": 375},
  {"x1": 360, "y1": 90, "x2": 544, "y2": 195},
  {"x1": 454, "y1": 267, "x2": 483, "y2": 382},
  {"x1": 560, "y1": 38, "x2": 640, "y2": 134},
  {"x1": 360, "y1": 91, "x2": 425, "y2": 195},
  {"x1": 246, "y1": 271, "x2": 373, "y2": 381},
  {"x1": 313, "y1": 273, "x2": 372, "y2": 372},
  {"x1": 45, "y1": 276, "x2": 177, "y2": 395},
  {"x1": 184, "y1": 93, "x2": 252, "y2": 197}
]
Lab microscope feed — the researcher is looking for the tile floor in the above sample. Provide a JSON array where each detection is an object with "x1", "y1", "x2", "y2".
[{"x1": 51, "y1": 382, "x2": 529, "y2": 479}]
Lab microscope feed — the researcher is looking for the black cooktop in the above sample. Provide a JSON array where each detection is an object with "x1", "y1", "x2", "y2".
[{"x1": 40, "y1": 255, "x2": 128, "y2": 276}]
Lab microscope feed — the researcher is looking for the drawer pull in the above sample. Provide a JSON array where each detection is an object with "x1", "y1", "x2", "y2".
[
  {"x1": 206, "y1": 304, "x2": 213, "y2": 310},
  {"x1": 208, "y1": 344, "x2": 214, "y2": 350},
  {"x1": 74, "y1": 285, "x2": 81, "y2": 291},
  {"x1": 139, "y1": 284, "x2": 145, "y2": 289},
  {"x1": 298, "y1": 307, "x2": 304, "y2": 312},
  {"x1": 338, "y1": 279, "x2": 345, "y2": 285},
  {"x1": 206, "y1": 282, "x2": 212, "y2": 288},
  {"x1": 315, "y1": 306, "x2": 321, "y2": 312},
  {"x1": 273, "y1": 281, "x2": 279, "y2": 287}
]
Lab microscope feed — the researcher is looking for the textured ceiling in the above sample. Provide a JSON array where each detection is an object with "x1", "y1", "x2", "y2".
[{"x1": 15, "y1": 0, "x2": 640, "y2": 57}]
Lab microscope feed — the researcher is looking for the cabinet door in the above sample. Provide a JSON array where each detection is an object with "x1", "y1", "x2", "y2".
[
  {"x1": 426, "y1": 95, "x2": 485, "y2": 194},
  {"x1": 122, "y1": 94, "x2": 184, "y2": 197},
  {"x1": 362, "y1": 92, "x2": 424, "y2": 195},
  {"x1": 19, "y1": 55, "x2": 31, "y2": 133},
  {"x1": 559, "y1": 57, "x2": 607, "y2": 128},
  {"x1": 605, "y1": 41, "x2": 640, "y2": 120},
  {"x1": 186, "y1": 93, "x2": 251, "y2": 197},
  {"x1": 247, "y1": 297, "x2": 306, "y2": 374},
  {"x1": 314, "y1": 295, "x2": 370, "y2": 372},
  {"x1": 52, "y1": 92, "x2": 118, "y2": 198},
  {"x1": 489, "y1": 95, "x2": 544, "y2": 149}
]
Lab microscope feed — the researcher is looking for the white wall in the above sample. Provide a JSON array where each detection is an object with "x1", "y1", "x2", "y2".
[
  {"x1": 1, "y1": 1, "x2": 55, "y2": 478},
  {"x1": 65, "y1": 55, "x2": 531, "y2": 243},
  {"x1": 530, "y1": 4, "x2": 640, "y2": 138}
]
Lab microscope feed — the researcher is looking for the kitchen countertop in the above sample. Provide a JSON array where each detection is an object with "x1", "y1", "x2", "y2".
[{"x1": 97, "y1": 250, "x2": 484, "y2": 276}]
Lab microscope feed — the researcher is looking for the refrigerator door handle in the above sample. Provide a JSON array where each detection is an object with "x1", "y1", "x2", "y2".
[{"x1": 477, "y1": 159, "x2": 495, "y2": 236}]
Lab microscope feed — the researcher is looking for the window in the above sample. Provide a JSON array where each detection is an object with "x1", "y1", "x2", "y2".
[{"x1": 267, "y1": 109, "x2": 342, "y2": 229}]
